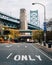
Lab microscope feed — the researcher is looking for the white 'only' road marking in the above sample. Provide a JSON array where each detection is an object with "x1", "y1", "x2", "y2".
[
  {"x1": 14, "y1": 55, "x2": 42, "y2": 61},
  {"x1": 7, "y1": 53, "x2": 13, "y2": 59},
  {"x1": 31, "y1": 44, "x2": 52, "y2": 61}
]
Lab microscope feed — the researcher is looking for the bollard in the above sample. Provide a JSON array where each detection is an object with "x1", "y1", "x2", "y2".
[
  {"x1": 48, "y1": 44, "x2": 51, "y2": 48},
  {"x1": 43, "y1": 41, "x2": 46, "y2": 46}
]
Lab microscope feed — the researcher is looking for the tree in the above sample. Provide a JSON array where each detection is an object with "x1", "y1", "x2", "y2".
[{"x1": 32, "y1": 30, "x2": 43, "y2": 43}]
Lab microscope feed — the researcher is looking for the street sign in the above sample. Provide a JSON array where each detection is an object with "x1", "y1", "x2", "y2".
[{"x1": 44, "y1": 22, "x2": 47, "y2": 32}]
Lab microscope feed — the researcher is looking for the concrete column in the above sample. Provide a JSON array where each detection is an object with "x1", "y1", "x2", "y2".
[{"x1": 20, "y1": 8, "x2": 28, "y2": 30}]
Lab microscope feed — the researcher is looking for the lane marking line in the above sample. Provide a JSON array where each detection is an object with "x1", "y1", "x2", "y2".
[
  {"x1": 6, "y1": 45, "x2": 12, "y2": 48},
  {"x1": 25, "y1": 46, "x2": 27, "y2": 48},
  {"x1": 7, "y1": 53, "x2": 13, "y2": 59},
  {"x1": 31, "y1": 44, "x2": 52, "y2": 61}
]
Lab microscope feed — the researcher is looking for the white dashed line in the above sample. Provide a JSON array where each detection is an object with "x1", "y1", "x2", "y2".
[
  {"x1": 6, "y1": 45, "x2": 12, "y2": 48},
  {"x1": 31, "y1": 44, "x2": 52, "y2": 61},
  {"x1": 7, "y1": 53, "x2": 13, "y2": 59},
  {"x1": 25, "y1": 46, "x2": 27, "y2": 48}
]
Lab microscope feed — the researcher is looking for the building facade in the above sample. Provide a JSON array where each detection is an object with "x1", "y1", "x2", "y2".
[{"x1": 46, "y1": 19, "x2": 52, "y2": 31}]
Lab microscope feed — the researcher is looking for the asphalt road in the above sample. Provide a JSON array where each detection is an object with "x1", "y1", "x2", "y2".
[{"x1": 0, "y1": 43, "x2": 52, "y2": 65}]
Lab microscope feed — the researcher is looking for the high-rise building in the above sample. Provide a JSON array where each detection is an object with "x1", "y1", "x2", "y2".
[{"x1": 20, "y1": 8, "x2": 27, "y2": 30}]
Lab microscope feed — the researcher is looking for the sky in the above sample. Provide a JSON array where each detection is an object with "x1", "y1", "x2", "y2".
[{"x1": 0, "y1": 0, "x2": 52, "y2": 28}]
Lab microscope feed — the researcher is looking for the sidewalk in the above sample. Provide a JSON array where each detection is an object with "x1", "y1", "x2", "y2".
[
  {"x1": 34, "y1": 43, "x2": 52, "y2": 58},
  {"x1": 35, "y1": 43, "x2": 52, "y2": 52}
]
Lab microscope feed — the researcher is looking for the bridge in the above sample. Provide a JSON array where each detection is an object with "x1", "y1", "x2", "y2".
[
  {"x1": 28, "y1": 23, "x2": 41, "y2": 30},
  {"x1": 0, "y1": 12, "x2": 42, "y2": 30},
  {"x1": 0, "y1": 12, "x2": 20, "y2": 29}
]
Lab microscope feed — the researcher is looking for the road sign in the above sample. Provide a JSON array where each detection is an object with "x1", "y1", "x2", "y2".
[{"x1": 44, "y1": 22, "x2": 47, "y2": 32}]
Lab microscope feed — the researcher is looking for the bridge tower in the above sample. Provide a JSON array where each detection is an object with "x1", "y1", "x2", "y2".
[
  {"x1": 30, "y1": 10, "x2": 39, "y2": 27},
  {"x1": 20, "y1": 8, "x2": 28, "y2": 30}
]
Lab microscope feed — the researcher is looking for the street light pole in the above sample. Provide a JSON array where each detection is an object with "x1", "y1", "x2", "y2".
[
  {"x1": 32, "y1": 3, "x2": 46, "y2": 45},
  {"x1": 32, "y1": 3, "x2": 46, "y2": 25}
]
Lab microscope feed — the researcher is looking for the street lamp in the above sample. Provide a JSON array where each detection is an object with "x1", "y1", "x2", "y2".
[
  {"x1": 32, "y1": 3, "x2": 46, "y2": 45},
  {"x1": 32, "y1": 3, "x2": 46, "y2": 25}
]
